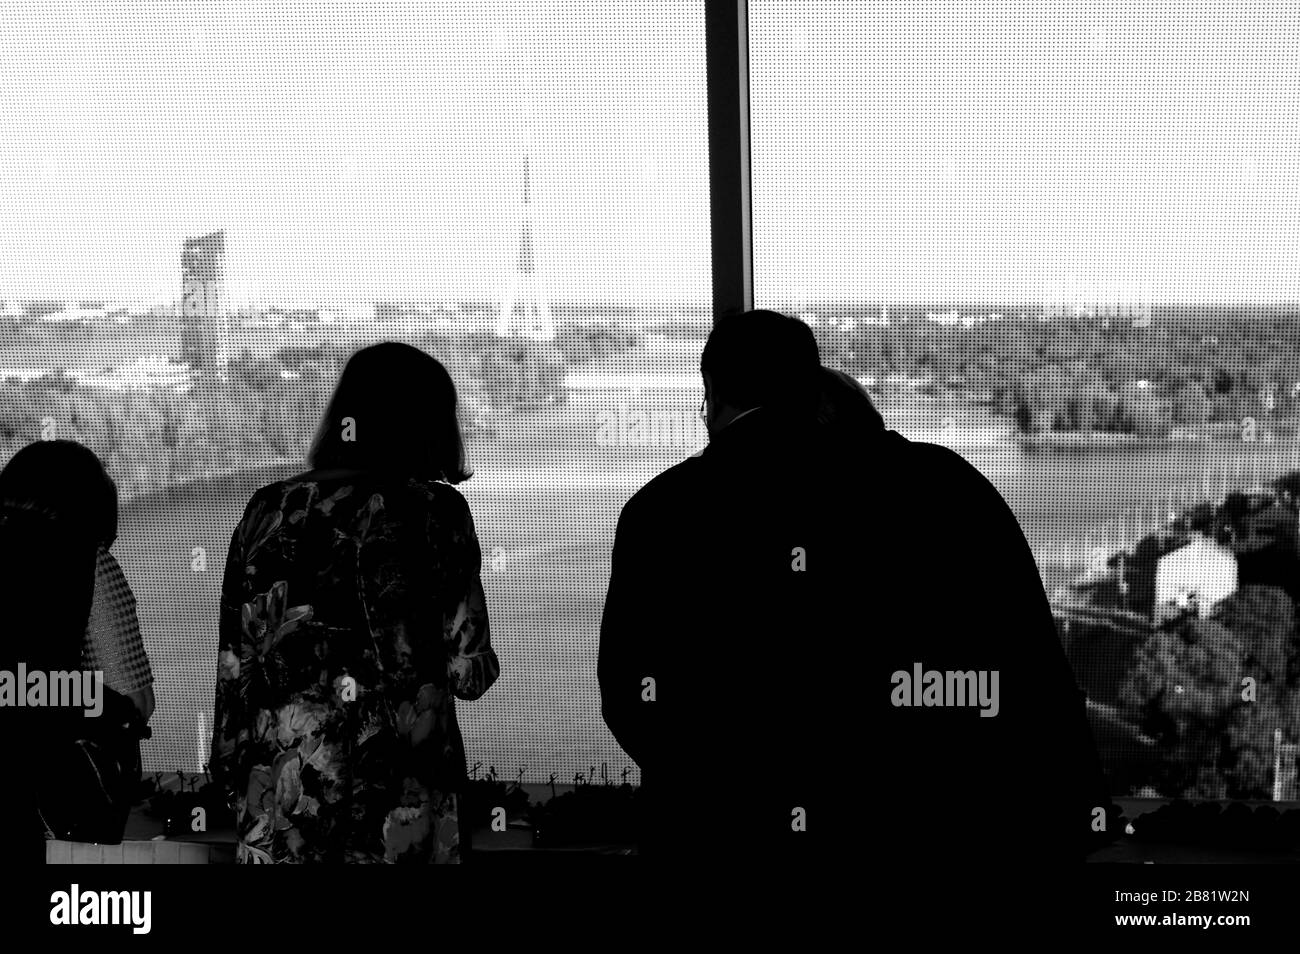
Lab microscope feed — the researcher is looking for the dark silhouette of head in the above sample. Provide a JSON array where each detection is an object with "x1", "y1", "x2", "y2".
[
  {"x1": 309, "y1": 341, "x2": 471, "y2": 483},
  {"x1": 0, "y1": 439, "x2": 118, "y2": 547},
  {"x1": 700, "y1": 310, "x2": 821, "y2": 432},
  {"x1": 816, "y1": 366, "x2": 887, "y2": 436}
]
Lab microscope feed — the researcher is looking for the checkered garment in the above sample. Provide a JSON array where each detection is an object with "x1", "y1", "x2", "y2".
[{"x1": 81, "y1": 546, "x2": 153, "y2": 694}]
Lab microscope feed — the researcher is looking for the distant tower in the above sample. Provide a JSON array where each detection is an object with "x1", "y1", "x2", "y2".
[
  {"x1": 496, "y1": 155, "x2": 554, "y2": 341},
  {"x1": 179, "y1": 231, "x2": 230, "y2": 372}
]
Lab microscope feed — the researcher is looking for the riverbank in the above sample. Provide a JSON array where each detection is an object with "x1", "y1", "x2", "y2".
[
  {"x1": 1013, "y1": 420, "x2": 1300, "y2": 450},
  {"x1": 116, "y1": 422, "x2": 501, "y2": 508},
  {"x1": 1015, "y1": 431, "x2": 1168, "y2": 450},
  {"x1": 118, "y1": 454, "x2": 306, "y2": 509}
]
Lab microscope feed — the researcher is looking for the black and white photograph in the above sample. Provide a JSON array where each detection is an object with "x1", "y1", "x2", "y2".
[{"x1": 0, "y1": 0, "x2": 1295, "y2": 938}]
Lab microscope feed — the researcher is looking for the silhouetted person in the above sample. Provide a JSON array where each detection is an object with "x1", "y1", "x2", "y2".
[
  {"x1": 212, "y1": 342, "x2": 499, "y2": 863},
  {"x1": 599, "y1": 311, "x2": 1106, "y2": 863},
  {"x1": 53, "y1": 447, "x2": 155, "y2": 724},
  {"x1": 816, "y1": 365, "x2": 887, "y2": 436},
  {"x1": 814, "y1": 363, "x2": 1110, "y2": 861},
  {"x1": 0, "y1": 440, "x2": 147, "y2": 861},
  {"x1": 0, "y1": 441, "x2": 154, "y2": 722}
]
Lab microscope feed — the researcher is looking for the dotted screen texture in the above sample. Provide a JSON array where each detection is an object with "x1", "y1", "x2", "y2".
[
  {"x1": 750, "y1": 2, "x2": 1300, "y2": 800},
  {"x1": 0, "y1": 1, "x2": 712, "y2": 787}
]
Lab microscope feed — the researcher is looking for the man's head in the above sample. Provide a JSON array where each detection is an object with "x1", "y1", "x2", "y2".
[{"x1": 699, "y1": 310, "x2": 821, "y2": 434}]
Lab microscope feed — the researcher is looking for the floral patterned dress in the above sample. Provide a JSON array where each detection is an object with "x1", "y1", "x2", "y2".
[{"x1": 211, "y1": 471, "x2": 498, "y2": 863}]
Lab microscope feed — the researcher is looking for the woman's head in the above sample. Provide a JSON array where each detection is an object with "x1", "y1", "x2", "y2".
[
  {"x1": 0, "y1": 440, "x2": 118, "y2": 547},
  {"x1": 308, "y1": 341, "x2": 471, "y2": 483},
  {"x1": 816, "y1": 366, "x2": 887, "y2": 436}
]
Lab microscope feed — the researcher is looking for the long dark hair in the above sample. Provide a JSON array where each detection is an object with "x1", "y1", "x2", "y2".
[
  {"x1": 308, "y1": 341, "x2": 471, "y2": 483},
  {"x1": 0, "y1": 439, "x2": 118, "y2": 547},
  {"x1": 816, "y1": 367, "x2": 887, "y2": 435}
]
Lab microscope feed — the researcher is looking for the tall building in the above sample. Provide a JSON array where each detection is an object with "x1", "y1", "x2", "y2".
[
  {"x1": 179, "y1": 231, "x2": 230, "y2": 371},
  {"x1": 1274, "y1": 729, "x2": 1299, "y2": 801},
  {"x1": 496, "y1": 156, "x2": 555, "y2": 341}
]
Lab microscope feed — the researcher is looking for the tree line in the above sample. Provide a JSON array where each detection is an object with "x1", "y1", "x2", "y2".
[
  {"x1": 0, "y1": 322, "x2": 641, "y2": 500},
  {"x1": 813, "y1": 306, "x2": 1300, "y2": 436}
]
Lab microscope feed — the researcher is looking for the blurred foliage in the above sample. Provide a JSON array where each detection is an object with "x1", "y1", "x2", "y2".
[
  {"x1": 812, "y1": 305, "x2": 1300, "y2": 436},
  {"x1": 0, "y1": 325, "x2": 640, "y2": 499},
  {"x1": 1118, "y1": 586, "x2": 1300, "y2": 798}
]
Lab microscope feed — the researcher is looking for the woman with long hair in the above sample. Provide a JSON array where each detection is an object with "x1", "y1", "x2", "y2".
[
  {"x1": 0, "y1": 439, "x2": 151, "y2": 857},
  {"x1": 815, "y1": 366, "x2": 887, "y2": 438},
  {"x1": 0, "y1": 441, "x2": 157, "y2": 724},
  {"x1": 211, "y1": 342, "x2": 499, "y2": 863}
]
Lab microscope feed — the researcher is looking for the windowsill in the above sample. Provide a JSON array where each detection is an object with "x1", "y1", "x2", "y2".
[
  {"x1": 66, "y1": 794, "x2": 1300, "y2": 863},
  {"x1": 46, "y1": 795, "x2": 635, "y2": 862}
]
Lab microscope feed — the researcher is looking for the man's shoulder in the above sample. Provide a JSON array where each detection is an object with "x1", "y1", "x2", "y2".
[
  {"x1": 884, "y1": 432, "x2": 1002, "y2": 498},
  {"x1": 620, "y1": 455, "x2": 707, "y2": 524},
  {"x1": 892, "y1": 435, "x2": 1039, "y2": 574},
  {"x1": 828, "y1": 431, "x2": 1019, "y2": 545}
]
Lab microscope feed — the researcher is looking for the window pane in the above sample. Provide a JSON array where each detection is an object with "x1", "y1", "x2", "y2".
[
  {"x1": 0, "y1": 0, "x2": 711, "y2": 785},
  {"x1": 751, "y1": 2, "x2": 1300, "y2": 800}
]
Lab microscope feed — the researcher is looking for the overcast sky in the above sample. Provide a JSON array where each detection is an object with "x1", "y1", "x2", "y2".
[{"x1": 0, "y1": 0, "x2": 1294, "y2": 306}]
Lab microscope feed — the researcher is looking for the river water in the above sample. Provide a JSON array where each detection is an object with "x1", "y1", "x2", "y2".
[{"x1": 116, "y1": 335, "x2": 1297, "y2": 782}]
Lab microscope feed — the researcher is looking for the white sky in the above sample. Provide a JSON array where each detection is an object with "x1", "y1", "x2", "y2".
[{"x1": 0, "y1": 0, "x2": 1294, "y2": 306}]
